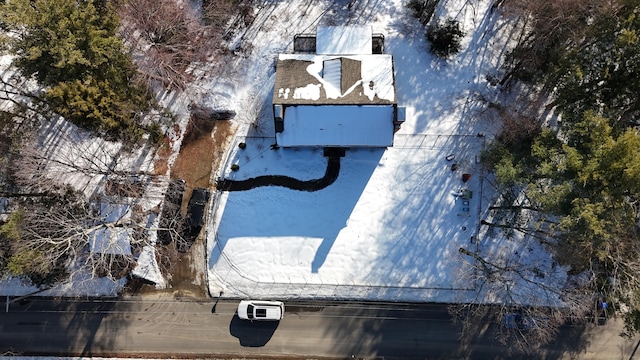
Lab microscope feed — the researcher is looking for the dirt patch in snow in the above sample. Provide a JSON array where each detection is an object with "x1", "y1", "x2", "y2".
[
  {"x1": 129, "y1": 115, "x2": 236, "y2": 299},
  {"x1": 173, "y1": 117, "x2": 234, "y2": 204}
]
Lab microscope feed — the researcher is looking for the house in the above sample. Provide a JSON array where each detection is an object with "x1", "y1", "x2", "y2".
[{"x1": 273, "y1": 26, "x2": 404, "y2": 148}]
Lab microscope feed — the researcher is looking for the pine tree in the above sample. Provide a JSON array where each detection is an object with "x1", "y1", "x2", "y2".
[
  {"x1": 552, "y1": 8, "x2": 640, "y2": 127},
  {"x1": 1, "y1": 0, "x2": 149, "y2": 141}
]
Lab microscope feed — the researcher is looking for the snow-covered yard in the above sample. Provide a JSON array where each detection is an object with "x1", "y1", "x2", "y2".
[
  {"x1": 209, "y1": 134, "x2": 485, "y2": 301},
  {"x1": 204, "y1": 0, "x2": 565, "y2": 303},
  {"x1": 0, "y1": 0, "x2": 566, "y2": 305}
]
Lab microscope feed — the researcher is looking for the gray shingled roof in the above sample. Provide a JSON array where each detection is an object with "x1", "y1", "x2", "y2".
[{"x1": 273, "y1": 54, "x2": 396, "y2": 106}]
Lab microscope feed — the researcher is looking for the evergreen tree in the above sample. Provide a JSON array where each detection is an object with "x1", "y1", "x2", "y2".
[
  {"x1": 551, "y1": 4, "x2": 640, "y2": 129},
  {"x1": 495, "y1": 110, "x2": 640, "y2": 331},
  {"x1": 488, "y1": 0, "x2": 640, "y2": 332},
  {"x1": 426, "y1": 19, "x2": 465, "y2": 58},
  {"x1": 1, "y1": 0, "x2": 149, "y2": 141}
]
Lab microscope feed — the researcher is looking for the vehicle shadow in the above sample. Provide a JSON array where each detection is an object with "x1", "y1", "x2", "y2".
[{"x1": 229, "y1": 315, "x2": 279, "y2": 347}]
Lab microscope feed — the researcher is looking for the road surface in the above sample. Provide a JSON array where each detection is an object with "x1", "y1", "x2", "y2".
[{"x1": 0, "y1": 297, "x2": 638, "y2": 359}]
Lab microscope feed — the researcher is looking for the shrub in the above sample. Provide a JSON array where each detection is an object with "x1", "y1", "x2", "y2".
[
  {"x1": 407, "y1": 0, "x2": 439, "y2": 26},
  {"x1": 231, "y1": 164, "x2": 240, "y2": 171},
  {"x1": 426, "y1": 19, "x2": 465, "y2": 58},
  {"x1": 238, "y1": 142, "x2": 246, "y2": 149},
  {"x1": 146, "y1": 122, "x2": 165, "y2": 145}
]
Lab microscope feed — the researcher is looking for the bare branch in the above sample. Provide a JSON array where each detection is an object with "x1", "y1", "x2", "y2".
[{"x1": 117, "y1": 0, "x2": 231, "y2": 90}]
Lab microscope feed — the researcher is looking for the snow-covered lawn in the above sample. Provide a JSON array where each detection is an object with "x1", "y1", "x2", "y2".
[
  {"x1": 209, "y1": 134, "x2": 484, "y2": 301},
  {"x1": 204, "y1": 0, "x2": 558, "y2": 303},
  {"x1": 0, "y1": 0, "x2": 566, "y2": 305}
]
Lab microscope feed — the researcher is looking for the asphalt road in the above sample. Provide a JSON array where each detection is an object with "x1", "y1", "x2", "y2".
[{"x1": 0, "y1": 297, "x2": 638, "y2": 359}]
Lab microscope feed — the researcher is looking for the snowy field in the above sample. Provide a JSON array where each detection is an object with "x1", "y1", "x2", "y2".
[{"x1": 204, "y1": 0, "x2": 559, "y2": 303}]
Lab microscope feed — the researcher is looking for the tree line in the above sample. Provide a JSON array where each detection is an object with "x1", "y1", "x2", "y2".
[
  {"x1": 482, "y1": 0, "x2": 640, "y2": 346},
  {"x1": 0, "y1": 0, "x2": 248, "y2": 287}
]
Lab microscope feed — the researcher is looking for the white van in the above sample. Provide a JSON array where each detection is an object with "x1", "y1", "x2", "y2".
[{"x1": 237, "y1": 300, "x2": 284, "y2": 321}]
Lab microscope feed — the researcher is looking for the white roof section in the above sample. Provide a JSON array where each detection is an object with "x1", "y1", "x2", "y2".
[
  {"x1": 277, "y1": 105, "x2": 394, "y2": 147},
  {"x1": 317, "y1": 26, "x2": 373, "y2": 55},
  {"x1": 89, "y1": 227, "x2": 133, "y2": 255},
  {"x1": 322, "y1": 58, "x2": 342, "y2": 95}
]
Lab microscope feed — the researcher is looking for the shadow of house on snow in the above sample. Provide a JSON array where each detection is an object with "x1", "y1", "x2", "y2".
[{"x1": 210, "y1": 143, "x2": 383, "y2": 274}]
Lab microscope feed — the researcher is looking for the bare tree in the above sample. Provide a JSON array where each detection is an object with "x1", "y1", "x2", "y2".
[
  {"x1": 202, "y1": 0, "x2": 251, "y2": 30},
  {"x1": 5, "y1": 184, "x2": 185, "y2": 286},
  {"x1": 0, "y1": 116, "x2": 185, "y2": 287},
  {"x1": 6, "y1": 117, "x2": 159, "y2": 198},
  {"x1": 6, "y1": 186, "x2": 103, "y2": 285},
  {"x1": 117, "y1": 0, "x2": 229, "y2": 90},
  {"x1": 496, "y1": 0, "x2": 621, "y2": 87},
  {"x1": 456, "y1": 134, "x2": 593, "y2": 351},
  {"x1": 451, "y1": 244, "x2": 594, "y2": 354}
]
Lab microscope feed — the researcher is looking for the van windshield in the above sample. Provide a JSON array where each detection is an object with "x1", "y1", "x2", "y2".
[{"x1": 247, "y1": 304, "x2": 254, "y2": 319}]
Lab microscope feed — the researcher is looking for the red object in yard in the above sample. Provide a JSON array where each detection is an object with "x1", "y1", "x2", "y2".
[{"x1": 462, "y1": 173, "x2": 471, "y2": 182}]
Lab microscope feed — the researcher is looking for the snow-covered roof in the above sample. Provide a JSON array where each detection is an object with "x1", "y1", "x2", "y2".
[
  {"x1": 316, "y1": 26, "x2": 373, "y2": 55},
  {"x1": 100, "y1": 202, "x2": 131, "y2": 223},
  {"x1": 89, "y1": 227, "x2": 133, "y2": 255},
  {"x1": 131, "y1": 245, "x2": 166, "y2": 287},
  {"x1": 273, "y1": 54, "x2": 396, "y2": 106},
  {"x1": 276, "y1": 105, "x2": 394, "y2": 147}
]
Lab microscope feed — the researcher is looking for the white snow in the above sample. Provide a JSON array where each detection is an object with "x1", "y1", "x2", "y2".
[
  {"x1": 206, "y1": 0, "x2": 567, "y2": 306},
  {"x1": 0, "y1": 0, "x2": 568, "y2": 307},
  {"x1": 34, "y1": 117, "x2": 156, "y2": 199},
  {"x1": 210, "y1": 134, "x2": 485, "y2": 301},
  {"x1": 317, "y1": 25, "x2": 373, "y2": 55},
  {"x1": 131, "y1": 245, "x2": 166, "y2": 288},
  {"x1": 291, "y1": 84, "x2": 320, "y2": 100},
  {"x1": 0, "y1": 271, "x2": 126, "y2": 297},
  {"x1": 361, "y1": 56, "x2": 395, "y2": 102}
]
